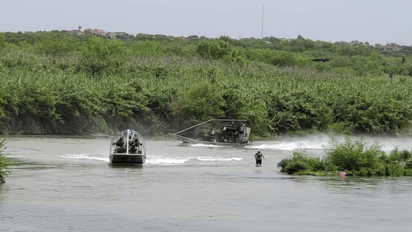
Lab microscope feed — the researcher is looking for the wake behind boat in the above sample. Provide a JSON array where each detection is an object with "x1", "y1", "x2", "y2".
[
  {"x1": 109, "y1": 129, "x2": 146, "y2": 164},
  {"x1": 169, "y1": 119, "x2": 251, "y2": 146}
]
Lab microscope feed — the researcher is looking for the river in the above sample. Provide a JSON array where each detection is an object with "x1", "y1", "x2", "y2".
[{"x1": 1, "y1": 134, "x2": 412, "y2": 231}]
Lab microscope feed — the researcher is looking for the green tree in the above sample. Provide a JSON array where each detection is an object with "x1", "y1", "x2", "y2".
[
  {"x1": 170, "y1": 82, "x2": 225, "y2": 121},
  {"x1": 33, "y1": 33, "x2": 78, "y2": 55},
  {"x1": 196, "y1": 40, "x2": 233, "y2": 59},
  {"x1": 81, "y1": 37, "x2": 131, "y2": 75}
]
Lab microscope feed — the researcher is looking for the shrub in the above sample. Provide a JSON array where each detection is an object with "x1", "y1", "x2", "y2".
[
  {"x1": 387, "y1": 165, "x2": 404, "y2": 176},
  {"x1": 129, "y1": 41, "x2": 166, "y2": 55},
  {"x1": 278, "y1": 151, "x2": 325, "y2": 173},
  {"x1": 325, "y1": 138, "x2": 382, "y2": 172},
  {"x1": 277, "y1": 137, "x2": 412, "y2": 176},
  {"x1": 80, "y1": 37, "x2": 130, "y2": 76},
  {"x1": 169, "y1": 82, "x2": 225, "y2": 121},
  {"x1": 196, "y1": 40, "x2": 233, "y2": 59},
  {"x1": 270, "y1": 51, "x2": 304, "y2": 67},
  {"x1": 388, "y1": 148, "x2": 408, "y2": 162},
  {"x1": 0, "y1": 135, "x2": 11, "y2": 183},
  {"x1": 277, "y1": 158, "x2": 290, "y2": 170},
  {"x1": 284, "y1": 161, "x2": 308, "y2": 174}
]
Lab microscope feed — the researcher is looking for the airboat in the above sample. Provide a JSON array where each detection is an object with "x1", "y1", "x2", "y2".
[
  {"x1": 109, "y1": 129, "x2": 146, "y2": 164},
  {"x1": 169, "y1": 119, "x2": 252, "y2": 146}
]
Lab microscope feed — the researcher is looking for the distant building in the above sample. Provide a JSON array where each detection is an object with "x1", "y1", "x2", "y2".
[
  {"x1": 84, "y1": 29, "x2": 105, "y2": 35},
  {"x1": 93, "y1": 29, "x2": 105, "y2": 35},
  {"x1": 104, "y1": 32, "x2": 117, "y2": 39},
  {"x1": 104, "y1": 31, "x2": 130, "y2": 39},
  {"x1": 278, "y1": 38, "x2": 291, "y2": 42},
  {"x1": 115, "y1": 32, "x2": 129, "y2": 37},
  {"x1": 67, "y1": 30, "x2": 83, "y2": 35}
]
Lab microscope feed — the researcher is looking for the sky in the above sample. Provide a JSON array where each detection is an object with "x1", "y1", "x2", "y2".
[{"x1": 1, "y1": 0, "x2": 411, "y2": 46}]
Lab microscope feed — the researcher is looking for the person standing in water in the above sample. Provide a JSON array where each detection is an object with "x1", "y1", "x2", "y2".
[{"x1": 254, "y1": 150, "x2": 265, "y2": 166}]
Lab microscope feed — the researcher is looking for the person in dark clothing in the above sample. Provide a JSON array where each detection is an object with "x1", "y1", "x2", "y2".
[
  {"x1": 129, "y1": 145, "x2": 137, "y2": 153},
  {"x1": 129, "y1": 137, "x2": 142, "y2": 154},
  {"x1": 254, "y1": 150, "x2": 265, "y2": 166},
  {"x1": 208, "y1": 128, "x2": 216, "y2": 142},
  {"x1": 114, "y1": 137, "x2": 126, "y2": 153},
  {"x1": 115, "y1": 137, "x2": 124, "y2": 147}
]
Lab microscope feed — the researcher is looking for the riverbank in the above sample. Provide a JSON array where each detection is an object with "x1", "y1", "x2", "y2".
[
  {"x1": 0, "y1": 136, "x2": 10, "y2": 183},
  {"x1": 1, "y1": 64, "x2": 412, "y2": 136}
]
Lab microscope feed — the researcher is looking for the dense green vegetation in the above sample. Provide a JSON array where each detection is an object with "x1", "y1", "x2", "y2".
[
  {"x1": 1, "y1": 32, "x2": 412, "y2": 135},
  {"x1": 278, "y1": 137, "x2": 412, "y2": 176},
  {"x1": 0, "y1": 136, "x2": 10, "y2": 183}
]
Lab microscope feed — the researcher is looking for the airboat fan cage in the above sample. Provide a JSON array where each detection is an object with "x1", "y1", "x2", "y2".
[
  {"x1": 110, "y1": 129, "x2": 146, "y2": 155},
  {"x1": 170, "y1": 119, "x2": 251, "y2": 146}
]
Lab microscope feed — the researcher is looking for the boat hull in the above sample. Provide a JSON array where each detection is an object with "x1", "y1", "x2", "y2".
[{"x1": 110, "y1": 153, "x2": 146, "y2": 164}]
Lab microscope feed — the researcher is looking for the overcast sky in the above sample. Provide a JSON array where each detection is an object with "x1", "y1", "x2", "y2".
[{"x1": 1, "y1": 0, "x2": 411, "y2": 45}]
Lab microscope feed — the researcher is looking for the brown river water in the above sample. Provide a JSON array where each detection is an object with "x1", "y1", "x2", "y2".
[{"x1": 1, "y1": 135, "x2": 412, "y2": 231}]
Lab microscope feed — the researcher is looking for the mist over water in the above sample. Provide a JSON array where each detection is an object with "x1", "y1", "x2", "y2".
[{"x1": 1, "y1": 135, "x2": 412, "y2": 231}]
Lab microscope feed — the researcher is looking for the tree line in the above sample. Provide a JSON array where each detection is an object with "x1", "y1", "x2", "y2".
[{"x1": 0, "y1": 32, "x2": 412, "y2": 136}]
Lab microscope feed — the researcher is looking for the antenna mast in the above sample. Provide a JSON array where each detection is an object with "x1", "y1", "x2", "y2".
[{"x1": 261, "y1": 4, "x2": 264, "y2": 39}]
